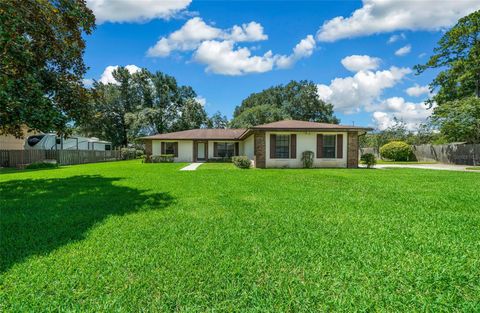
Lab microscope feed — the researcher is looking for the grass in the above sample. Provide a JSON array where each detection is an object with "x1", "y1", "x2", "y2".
[
  {"x1": 466, "y1": 166, "x2": 480, "y2": 170},
  {"x1": 1, "y1": 161, "x2": 479, "y2": 311}
]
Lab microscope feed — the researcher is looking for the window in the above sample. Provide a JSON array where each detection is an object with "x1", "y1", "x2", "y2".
[
  {"x1": 323, "y1": 135, "x2": 336, "y2": 158},
  {"x1": 165, "y1": 142, "x2": 176, "y2": 155},
  {"x1": 216, "y1": 143, "x2": 235, "y2": 157},
  {"x1": 275, "y1": 135, "x2": 290, "y2": 158}
]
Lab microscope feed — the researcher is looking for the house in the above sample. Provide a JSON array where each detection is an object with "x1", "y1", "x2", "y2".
[
  {"x1": 0, "y1": 126, "x2": 37, "y2": 150},
  {"x1": 141, "y1": 120, "x2": 372, "y2": 168}
]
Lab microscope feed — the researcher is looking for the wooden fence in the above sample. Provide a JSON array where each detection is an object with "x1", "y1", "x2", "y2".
[
  {"x1": 360, "y1": 143, "x2": 480, "y2": 166},
  {"x1": 0, "y1": 149, "x2": 128, "y2": 168}
]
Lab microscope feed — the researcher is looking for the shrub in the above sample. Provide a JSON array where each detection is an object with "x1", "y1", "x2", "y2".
[
  {"x1": 301, "y1": 151, "x2": 314, "y2": 168},
  {"x1": 120, "y1": 148, "x2": 136, "y2": 160},
  {"x1": 208, "y1": 157, "x2": 232, "y2": 163},
  {"x1": 150, "y1": 154, "x2": 175, "y2": 163},
  {"x1": 232, "y1": 156, "x2": 251, "y2": 169},
  {"x1": 360, "y1": 153, "x2": 376, "y2": 168},
  {"x1": 135, "y1": 150, "x2": 144, "y2": 158},
  {"x1": 143, "y1": 155, "x2": 152, "y2": 163},
  {"x1": 380, "y1": 141, "x2": 416, "y2": 161},
  {"x1": 26, "y1": 161, "x2": 58, "y2": 169}
]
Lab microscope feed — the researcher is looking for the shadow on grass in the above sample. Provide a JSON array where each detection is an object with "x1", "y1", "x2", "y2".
[{"x1": 0, "y1": 175, "x2": 174, "y2": 273}]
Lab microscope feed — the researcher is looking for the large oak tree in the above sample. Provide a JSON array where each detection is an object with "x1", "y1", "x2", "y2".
[{"x1": 0, "y1": 0, "x2": 95, "y2": 137}]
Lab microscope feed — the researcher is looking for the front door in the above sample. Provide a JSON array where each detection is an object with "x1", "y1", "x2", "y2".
[{"x1": 197, "y1": 142, "x2": 206, "y2": 161}]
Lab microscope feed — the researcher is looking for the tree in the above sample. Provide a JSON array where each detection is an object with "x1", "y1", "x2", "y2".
[
  {"x1": 431, "y1": 97, "x2": 480, "y2": 143},
  {"x1": 0, "y1": 0, "x2": 95, "y2": 137},
  {"x1": 415, "y1": 10, "x2": 480, "y2": 103},
  {"x1": 207, "y1": 111, "x2": 229, "y2": 129},
  {"x1": 231, "y1": 80, "x2": 339, "y2": 128},
  {"x1": 79, "y1": 67, "x2": 209, "y2": 146}
]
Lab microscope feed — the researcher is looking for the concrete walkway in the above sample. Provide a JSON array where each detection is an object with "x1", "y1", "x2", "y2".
[
  {"x1": 361, "y1": 163, "x2": 479, "y2": 172},
  {"x1": 180, "y1": 163, "x2": 204, "y2": 171}
]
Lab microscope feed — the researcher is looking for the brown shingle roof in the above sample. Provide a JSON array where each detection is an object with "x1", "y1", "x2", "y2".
[
  {"x1": 140, "y1": 120, "x2": 372, "y2": 141},
  {"x1": 140, "y1": 128, "x2": 247, "y2": 140},
  {"x1": 251, "y1": 120, "x2": 371, "y2": 130}
]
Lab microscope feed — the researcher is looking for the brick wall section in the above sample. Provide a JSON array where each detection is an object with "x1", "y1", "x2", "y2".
[
  {"x1": 144, "y1": 139, "x2": 152, "y2": 155},
  {"x1": 347, "y1": 131, "x2": 359, "y2": 168},
  {"x1": 254, "y1": 131, "x2": 266, "y2": 168}
]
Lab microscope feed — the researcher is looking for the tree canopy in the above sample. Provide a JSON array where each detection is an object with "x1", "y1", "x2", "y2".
[
  {"x1": 78, "y1": 67, "x2": 209, "y2": 146},
  {"x1": 231, "y1": 80, "x2": 339, "y2": 128},
  {"x1": 414, "y1": 10, "x2": 480, "y2": 143},
  {"x1": 0, "y1": 0, "x2": 95, "y2": 137}
]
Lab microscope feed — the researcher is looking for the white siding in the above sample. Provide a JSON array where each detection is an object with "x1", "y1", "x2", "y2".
[
  {"x1": 152, "y1": 140, "x2": 193, "y2": 162},
  {"x1": 243, "y1": 135, "x2": 254, "y2": 160},
  {"x1": 265, "y1": 131, "x2": 347, "y2": 168}
]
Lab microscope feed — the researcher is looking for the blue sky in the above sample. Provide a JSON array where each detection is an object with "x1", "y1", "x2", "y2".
[{"x1": 83, "y1": 0, "x2": 480, "y2": 130}]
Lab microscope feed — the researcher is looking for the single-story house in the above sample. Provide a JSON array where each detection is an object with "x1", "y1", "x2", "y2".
[{"x1": 141, "y1": 120, "x2": 372, "y2": 168}]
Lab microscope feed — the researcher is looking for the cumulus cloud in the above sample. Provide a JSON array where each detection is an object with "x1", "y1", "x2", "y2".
[
  {"x1": 395, "y1": 44, "x2": 411, "y2": 56},
  {"x1": 147, "y1": 17, "x2": 267, "y2": 57},
  {"x1": 276, "y1": 35, "x2": 316, "y2": 69},
  {"x1": 317, "y1": 66, "x2": 411, "y2": 113},
  {"x1": 372, "y1": 97, "x2": 433, "y2": 130},
  {"x1": 99, "y1": 65, "x2": 141, "y2": 84},
  {"x1": 387, "y1": 33, "x2": 406, "y2": 44},
  {"x1": 405, "y1": 84, "x2": 430, "y2": 97},
  {"x1": 86, "y1": 0, "x2": 192, "y2": 24},
  {"x1": 317, "y1": 0, "x2": 480, "y2": 42},
  {"x1": 193, "y1": 40, "x2": 275, "y2": 75},
  {"x1": 340, "y1": 55, "x2": 381, "y2": 72}
]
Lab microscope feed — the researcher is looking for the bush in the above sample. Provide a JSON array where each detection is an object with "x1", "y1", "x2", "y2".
[
  {"x1": 120, "y1": 148, "x2": 136, "y2": 160},
  {"x1": 150, "y1": 154, "x2": 175, "y2": 163},
  {"x1": 380, "y1": 141, "x2": 416, "y2": 161},
  {"x1": 232, "y1": 156, "x2": 251, "y2": 169},
  {"x1": 301, "y1": 151, "x2": 314, "y2": 168},
  {"x1": 135, "y1": 149, "x2": 144, "y2": 158},
  {"x1": 208, "y1": 157, "x2": 232, "y2": 163},
  {"x1": 26, "y1": 161, "x2": 58, "y2": 169},
  {"x1": 360, "y1": 153, "x2": 376, "y2": 168}
]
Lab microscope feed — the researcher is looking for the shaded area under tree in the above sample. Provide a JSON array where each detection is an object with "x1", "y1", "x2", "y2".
[{"x1": 0, "y1": 175, "x2": 174, "y2": 272}]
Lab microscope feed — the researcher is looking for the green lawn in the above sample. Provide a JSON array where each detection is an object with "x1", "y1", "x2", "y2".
[{"x1": 1, "y1": 161, "x2": 479, "y2": 311}]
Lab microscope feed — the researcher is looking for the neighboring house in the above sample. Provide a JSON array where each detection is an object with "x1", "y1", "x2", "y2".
[
  {"x1": 141, "y1": 120, "x2": 372, "y2": 168},
  {"x1": 0, "y1": 126, "x2": 36, "y2": 150}
]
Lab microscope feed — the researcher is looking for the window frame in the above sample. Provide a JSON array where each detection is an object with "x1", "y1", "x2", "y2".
[
  {"x1": 274, "y1": 134, "x2": 290, "y2": 159},
  {"x1": 322, "y1": 134, "x2": 337, "y2": 159},
  {"x1": 216, "y1": 142, "x2": 235, "y2": 158}
]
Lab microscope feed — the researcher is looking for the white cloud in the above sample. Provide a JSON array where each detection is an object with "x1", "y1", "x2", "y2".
[
  {"x1": 193, "y1": 40, "x2": 275, "y2": 75},
  {"x1": 87, "y1": 0, "x2": 192, "y2": 24},
  {"x1": 405, "y1": 84, "x2": 430, "y2": 97},
  {"x1": 340, "y1": 55, "x2": 381, "y2": 72},
  {"x1": 387, "y1": 33, "x2": 406, "y2": 44},
  {"x1": 276, "y1": 35, "x2": 316, "y2": 69},
  {"x1": 195, "y1": 96, "x2": 206, "y2": 106},
  {"x1": 147, "y1": 17, "x2": 267, "y2": 57},
  {"x1": 372, "y1": 97, "x2": 433, "y2": 130},
  {"x1": 317, "y1": 66, "x2": 411, "y2": 113},
  {"x1": 99, "y1": 65, "x2": 141, "y2": 84},
  {"x1": 317, "y1": 0, "x2": 480, "y2": 42},
  {"x1": 395, "y1": 44, "x2": 411, "y2": 56},
  {"x1": 229, "y1": 22, "x2": 268, "y2": 42}
]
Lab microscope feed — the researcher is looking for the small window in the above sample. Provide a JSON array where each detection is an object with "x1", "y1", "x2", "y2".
[
  {"x1": 216, "y1": 143, "x2": 235, "y2": 157},
  {"x1": 105, "y1": 144, "x2": 111, "y2": 151},
  {"x1": 27, "y1": 135, "x2": 45, "y2": 147},
  {"x1": 323, "y1": 135, "x2": 336, "y2": 158},
  {"x1": 275, "y1": 135, "x2": 290, "y2": 158},
  {"x1": 165, "y1": 142, "x2": 176, "y2": 155}
]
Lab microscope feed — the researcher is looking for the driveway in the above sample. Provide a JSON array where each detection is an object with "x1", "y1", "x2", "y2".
[{"x1": 362, "y1": 163, "x2": 479, "y2": 172}]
